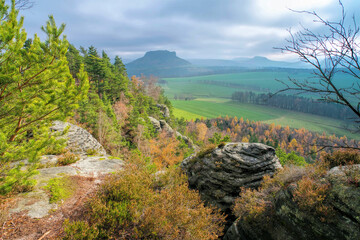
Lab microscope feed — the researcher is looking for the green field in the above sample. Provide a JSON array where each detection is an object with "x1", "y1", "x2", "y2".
[
  {"x1": 163, "y1": 71, "x2": 359, "y2": 139},
  {"x1": 172, "y1": 98, "x2": 359, "y2": 139},
  {"x1": 162, "y1": 71, "x2": 357, "y2": 99}
]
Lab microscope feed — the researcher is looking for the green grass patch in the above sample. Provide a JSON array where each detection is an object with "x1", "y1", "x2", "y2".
[
  {"x1": 173, "y1": 108, "x2": 204, "y2": 120},
  {"x1": 44, "y1": 176, "x2": 75, "y2": 203}
]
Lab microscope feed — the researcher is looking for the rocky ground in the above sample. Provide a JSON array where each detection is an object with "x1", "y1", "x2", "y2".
[{"x1": 0, "y1": 121, "x2": 123, "y2": 239}]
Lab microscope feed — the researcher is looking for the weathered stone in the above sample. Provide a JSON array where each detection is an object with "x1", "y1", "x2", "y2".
[
  {"x1": 181, "y1": 142, "x2": 282, "y2": 213},
  {"x1": 224, "y1": 164, "x2": 360, "y2": 240},
  {"x1": 149, "y1": 116, "x2": 162, "y2": 132},
  {"x1": 156, "y1": 104, "x2": 170, "y2": 118},
  {"x1": 9, "y1": 122, "x2": 123, "y2": 219},
  {"x1": 50, "y1": 121, "x2": 106, "y2": 156},
  {"x1": 148, "y1": 117, "x2": 195, "y2": 149},
  {"x1": 10, "y1": 155, "x2": 124, "y2": 219}
]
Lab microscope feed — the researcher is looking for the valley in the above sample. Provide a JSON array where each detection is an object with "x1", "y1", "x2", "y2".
[{"x1": 160, "y1": 72, "x2": 360, "y2": 139}]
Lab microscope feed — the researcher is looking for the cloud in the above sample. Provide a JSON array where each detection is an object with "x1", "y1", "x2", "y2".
[{"x1": 19, "y1": 0, "x2": 360, "y2": 60}]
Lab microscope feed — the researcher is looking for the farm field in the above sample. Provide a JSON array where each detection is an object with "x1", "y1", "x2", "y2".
[
  {"x1": 171, "y1": 98, "x2": 360, "y2": 139},
  {"x1": 164, "y1": 71, "x2": 360, "y2": 139},
  {"x1": 162, "y1": 71, "x2": 357, "y2": 99}
]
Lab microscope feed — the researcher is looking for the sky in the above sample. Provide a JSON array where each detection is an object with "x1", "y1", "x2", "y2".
[{"x1": 16, "y1": 0, "x2": 360, "y2": 61}]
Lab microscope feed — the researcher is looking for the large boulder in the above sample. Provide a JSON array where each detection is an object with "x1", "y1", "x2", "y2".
[
  {"x1": 50, "y1": 121, "x2": 106, "y2": 156},
  {"x1": 223, "y1": 164, "x2": 360, "y2": 240},
  {"x1": 181, "y1": 142, "x2": 282, "y2": 213}
]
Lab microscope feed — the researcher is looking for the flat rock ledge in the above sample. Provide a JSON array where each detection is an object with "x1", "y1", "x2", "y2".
[
  {"x1": 10, "y1": 155, "x2": 124, "y2": 219},
  {"x1": 9, "y1": 121, "x2": 123, "y2": 219}
]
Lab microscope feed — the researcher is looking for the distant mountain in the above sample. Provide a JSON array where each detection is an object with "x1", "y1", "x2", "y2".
[
  {"x1": 187, "y1": 59, "x2": 241, "y2": 67},
  {"x1": 233, "y1": 56, "x2": 307, "y2": 69},
  {"x1": 188, "y1": 56, "x2": 307, "y2": 69},
  {"x1": 126, "y1": 50, "x2": 209, "y2": 77}
]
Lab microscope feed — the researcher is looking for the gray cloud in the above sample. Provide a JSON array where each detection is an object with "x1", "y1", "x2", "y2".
[{"x1": 18, "y1": 0, "x2": 360, "y2": 61}]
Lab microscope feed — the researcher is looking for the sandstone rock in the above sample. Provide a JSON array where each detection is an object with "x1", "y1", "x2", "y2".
[
  {"x1": 10, "y1": 155, "x2": 124, "y2": 219},
  {"x1": 224, "y1": 164, "x2": 360, "y2": 240},
  {"x1": 9, "y1": 122, "x2": 123, "y2": 219},
  {"x1": 156, "y1": 104, "x2": 170, "y2": 118},
  {"x1": 181, "y1": 142, "x2": 282, "y2": 212},
  {"x1": 50, "y1": 121, "x2": 106, "y2": 156},
  {"x1": 149, "y1": 116, "x2": 162, "y2": 132},
  {"x1": 148, "y1": 117, "x2": 195, "y2": 149}
]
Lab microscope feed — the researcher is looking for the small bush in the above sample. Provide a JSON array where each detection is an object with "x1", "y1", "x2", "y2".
[
  {"x1": 43, "y1": 141, "x2": 67, "y2": 155},
  {"x1": 56, "y1": 152, "x2": 80, "y2": 166},
  {"x1": 63, "y1": 220, "x2": 99, "y2": 240},
  {"x1": 293, "y1": 176, "x2": 332, "y2": 219},
  {"x1": 86, "y1": 149, "x2": 98, "y2": 156},
  {"x1": 276, "y1": 148, "x2": 307, "y2": 166},
  {"x1": 343, "y1": 165, "x2": 360, "y2": 187},
  {"x1": 149, "y1": 131, "x2": 185, "y2": 169},
  {"x1": 44, "y1": 177, "x2": 75, "y2": 203},
  {"x1": 233, "y1": 187, "x2": 271, "y2": 223},
  {"x1": 321, "y1": 149, "x2": 360, "y2": 168}
]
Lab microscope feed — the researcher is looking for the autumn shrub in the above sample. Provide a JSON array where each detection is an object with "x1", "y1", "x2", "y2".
[
  {"x1": 63, "y1": 220, "x2": 99, "y2": 240},
  {"x1": 321, "y1": 149, "x2": 360, "y2": 168},
  {"x1": 63, "y1": 154, "x2": 225, "y2": 239},
  {"x1": 343, "y1": 165, "x2": 360, "y2": 187},
  {"x1": 149, "y1": 131, "x2": 185, "y2": 169},
  {"x1": 233, "y1": 166, "x2": 305, "y2": 224},
  {"x1": 293, "y1": 175, "x2": 332, "y2": 219},
  {"x1": 233, "y1": 163, "x2": 334, "y2": 226},
  {"x1": 56, "y1": 152, "x2": 80, "y2": 166},
  {"x1": 233, "y1": 187, "x2": 272, "y2": 224}
]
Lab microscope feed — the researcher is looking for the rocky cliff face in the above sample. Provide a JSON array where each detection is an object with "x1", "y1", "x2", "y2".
[
  {"x1": 224, "y1": 165, "x2": 360, "y2": 240},
  {"x1": 181, "y1": 143, "x2": 282, "y2": 213}
]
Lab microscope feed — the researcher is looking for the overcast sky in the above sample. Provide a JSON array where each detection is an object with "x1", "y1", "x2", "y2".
[{"x1": 17, "y1": 0, "x2": 360, "y2": 61}]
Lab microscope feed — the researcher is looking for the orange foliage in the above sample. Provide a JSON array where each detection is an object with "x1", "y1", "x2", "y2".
[
  {"x1": 149, "y1": 131, "x2": 184, "y2": 169},
  {"x1": 196, "y1": 122, "x2": 208, "y2": 141}
]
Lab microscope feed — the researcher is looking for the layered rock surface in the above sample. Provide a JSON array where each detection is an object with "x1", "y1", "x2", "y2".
[
  {"x1": 50, "y1": 120, "x2": 106, "y2": 156},
  {"x1": 181, "y1": 142, "x2": 282, "y2": 212},
  {"x1": 224, "y1": 165, "x2": 360, "y2": 240}
]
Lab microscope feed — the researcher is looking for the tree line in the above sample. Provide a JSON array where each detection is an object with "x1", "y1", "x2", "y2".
[{"x1": 231, "y1": 91, "x2": 356, "y2": 121}]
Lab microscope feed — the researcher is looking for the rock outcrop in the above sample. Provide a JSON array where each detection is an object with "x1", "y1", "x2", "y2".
[
  {"x1": 50, "y1": 120, "x2": 106, "y2": 156},
  {"x1": 223, "y1": 164, "x2": 360, "y2": 240},
  {"x1": 156, "y1": 104, "x2": 170, "y2": 118},
  {"x1": 181, "y1": 142, "x2": 282, "y2": 213},
  {"x1": 10, "y1": 121, "x2": 123, "y2": 219},
  {"x1": 148, "y1": 116, "x2": 195, "y2": 149}
]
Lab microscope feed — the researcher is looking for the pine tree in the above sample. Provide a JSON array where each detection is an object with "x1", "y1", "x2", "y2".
[{"x1": 0, "y1": 0, "x2": 89, "y2": 194}]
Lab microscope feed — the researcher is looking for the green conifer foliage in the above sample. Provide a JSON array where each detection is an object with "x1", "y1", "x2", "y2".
[{"x1": 0, "y1": 0, "x2": 89, "y2": 194}]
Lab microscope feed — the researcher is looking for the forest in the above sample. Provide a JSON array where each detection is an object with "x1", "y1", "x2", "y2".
[{"x1": 231, "y1": 91, "x2": 356, "y2": 120}]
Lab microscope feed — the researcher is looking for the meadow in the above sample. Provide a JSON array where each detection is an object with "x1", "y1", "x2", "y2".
[{"x1": 163, "y1": 71, "x2": 360, "y2": 139}]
